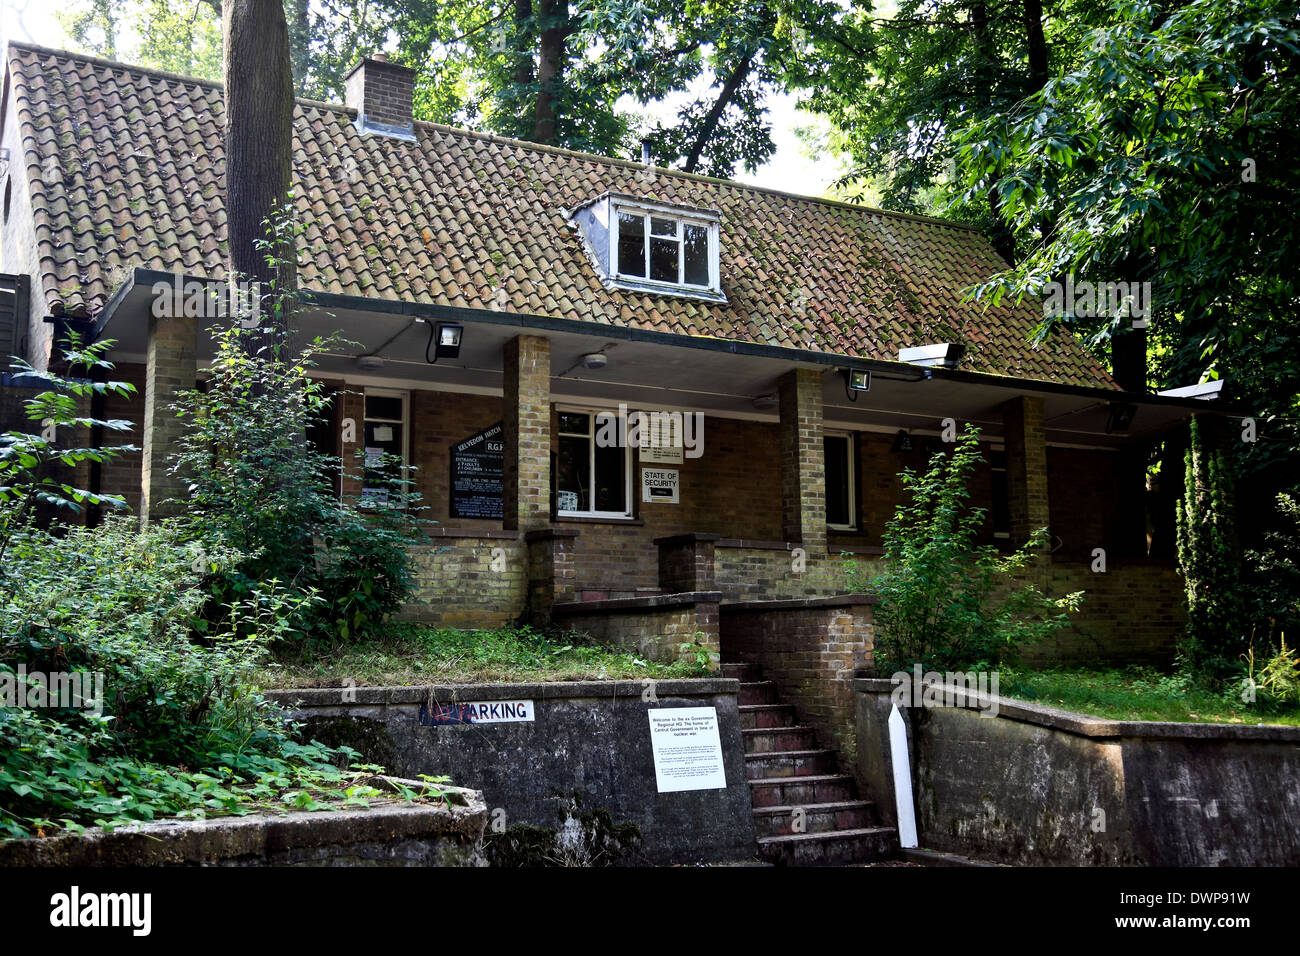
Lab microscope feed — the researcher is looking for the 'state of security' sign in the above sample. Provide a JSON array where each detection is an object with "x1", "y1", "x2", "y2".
[
  {"x1": 647, "y1": 706, "x2": 727, "y2": 792},
  {"x1": 641, "y1": 467, "x2": 680, "y2": 504}
]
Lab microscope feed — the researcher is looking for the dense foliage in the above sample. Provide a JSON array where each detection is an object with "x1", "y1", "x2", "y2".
[
  {"x1": 171, "y1": 323, "x2": 425, "y2": 643},
  {"x1": 1175, "y1": 417, "x2": 1246, "y2": 679},
  {"x1": 0, "y1": 355, "x2": 376, "y2": 839},
  {"x1": 853, "y1": 429, "x2": 1082, "y2": 672}
]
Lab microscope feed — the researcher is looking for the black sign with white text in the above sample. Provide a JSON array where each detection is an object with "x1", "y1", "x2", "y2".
[{"x1": 449, "y1": 422, "x2": 504, "y2": 519}]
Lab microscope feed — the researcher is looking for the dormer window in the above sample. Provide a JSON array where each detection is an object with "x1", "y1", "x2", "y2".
[{"x1": 568, "y1": 193, "x2": 725, "y2": 302}]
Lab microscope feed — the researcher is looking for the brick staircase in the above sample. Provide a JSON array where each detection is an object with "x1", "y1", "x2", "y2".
[{"x1": 726, "y1": 662, "x2": 898, "y2": 866}]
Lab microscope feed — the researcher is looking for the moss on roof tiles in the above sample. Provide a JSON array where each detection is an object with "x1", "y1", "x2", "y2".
[{"x1": 6, "y1": 40, "x2": 1116, "y2": 389}]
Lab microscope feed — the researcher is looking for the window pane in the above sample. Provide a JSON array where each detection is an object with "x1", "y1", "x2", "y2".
[
  {"x1": 365, "y1": 394, "x2": 403, "y2": 421},
  {"x1": 649, "y1": 236, "x2": 679, "y2": 282},
  {"x1": 558, "y1": 411, "x2": 590, "y2": 435},
  {"x1": 651, "y1": 216, "x2": 677, "y2": 236},
  {"x1": 362, "y1": 419, "x2": 403, "y2": 509},
  {"x1": 593, "y1": 442, "x2": 626, "y2": 513},
  {"x1": 557, "y1": 435, "x2": 590, "y2": 512},
  {"x1": 617, "y1": 212, "x2": 645, "y2": 277},
  {"x1": 683, "y1": 224, "x2": 710, "y2": 286},
  {"x1": 824, "y1": 436, "x2": 851, "y2": 527}
]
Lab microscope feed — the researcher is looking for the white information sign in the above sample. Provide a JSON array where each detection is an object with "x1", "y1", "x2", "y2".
[
  {"x1": 641, "y1": 467, "x2": 680, "y2": 504},
  {"x1": 639, "y1": 415, "x2": 685, "y2": 463},
  {"x1": 647, "y1": 706, "x2": 727, "y2": 792}
]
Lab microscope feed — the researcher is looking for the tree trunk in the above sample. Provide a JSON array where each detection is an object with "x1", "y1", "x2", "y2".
[
  {"x1": 287, "y1": 0, "x2": 310, "y2": 95},
  {"x1": 970, "y1": 2, "x2": 1016, "y2": 261},
  {"x1": 1022, "y1": 0, "x2": 1049, "y2": 92},
  {"x1": 1111, "y1": 325, "x2": 1148, "y2": 393},
  {"x1": 223, "y1": 0, "x2": 296, "y2": 333},
  {"x1": 683, "y1": 51, "x2": 756, "y2": 174},
  {"x1": 533, "y1": 0, "x2": 568, "y2": 144},
  {"x1": 514, "y1": 0, "x2": 535, "y2": 88}
]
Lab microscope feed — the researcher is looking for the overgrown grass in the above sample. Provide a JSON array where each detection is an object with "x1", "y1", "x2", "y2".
[
  {"x1": 260, "y1": 625, "x2": 718, "y2": 688},
  {"x1": 1000, "y1": 666, "x2": 1300, "y2": 725}
]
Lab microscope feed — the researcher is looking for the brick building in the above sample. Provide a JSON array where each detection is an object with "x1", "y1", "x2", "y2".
[{"x1": 1, "y1": 43, "x2": 1218, "y2": 685}]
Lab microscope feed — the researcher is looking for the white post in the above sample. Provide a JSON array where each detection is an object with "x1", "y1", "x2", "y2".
[{"x1": 888, "y1": 703, "x2": 919, "y2": 849}]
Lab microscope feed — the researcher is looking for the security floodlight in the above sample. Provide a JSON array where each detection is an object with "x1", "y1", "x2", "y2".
[
  {"x1": 1106, "y1": 402, "x2": 1138, "y2": 434},
  {"x1": 841, "y1": 368, "x2": 871, "y2": 402},
  {"x1": 425, "y1": 320, "x2": 463, "y2": 363}
]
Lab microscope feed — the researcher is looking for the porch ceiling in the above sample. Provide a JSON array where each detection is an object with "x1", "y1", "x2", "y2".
[{"x1": 98, "y1": 270, "x2": 1234, "y2": 449}]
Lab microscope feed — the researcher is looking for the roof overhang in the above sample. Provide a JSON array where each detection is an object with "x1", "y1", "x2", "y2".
[{"x1": 95, "y1": 269, "x2": 1246, "y2": 449}]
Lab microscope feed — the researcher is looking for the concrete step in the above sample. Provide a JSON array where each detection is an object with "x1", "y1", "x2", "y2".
[
  {"x1": 751, "y1": 801, "x2": 878, "y2": 838},
  {"x1": 741, "y1": 726, "x2": 819, "y2": 754},
  {"x1": 757, "y1": 827, "x2": 898, "y2": 866},
  {"x1": 737, "y1": 704, "x2": 797, "y2": 730},
  {"x1": 722, "y1": 662, "x2": 762, "y2": 682},
  {"x1": 745, "y1": 749, "x2": 838, "y2": 779},
  {"x1": 738, "y1": 681, "x2": 780, "y2": 706},
  {"x1": 748, "y1": 774, "x2": 857, "y2": 808}
]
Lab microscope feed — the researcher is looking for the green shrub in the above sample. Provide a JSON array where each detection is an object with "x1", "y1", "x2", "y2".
[
  {"x1": 170, "y1": 323, "x2": 427, "y2": 642},
  {"x1": 861, "y1": 427, "x2": 1083, "y2": 672},
  {"x1": 1176, "y1": 416, "x2": 1247, "y2": 680},
  {"x1": 0, "y1": 335, "x2": 135, "y2": 552},
  {"x1": 1243, "y1": 635, "x2": 1300, "y2": 706},
  {"x1": 0, "y1": 346, "x2": 402, "y2": 840}
]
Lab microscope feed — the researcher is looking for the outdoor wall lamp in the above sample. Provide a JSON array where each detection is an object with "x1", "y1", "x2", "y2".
[
  {"x1": 841, "y1": 367, "x2": 871, "y2": 402},
  {"x1": 425, "y1": 320, "x2": 463, "y2": 363},
  {"x1": 1106, "y1": 402, "x2": 1138, "y2": 434}
]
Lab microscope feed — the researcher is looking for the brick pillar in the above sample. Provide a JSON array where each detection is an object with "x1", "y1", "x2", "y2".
[
  {"x1": 655, "y1": 532, "x2": 719, "y2": 593},
  {"x1": 778, "y1": 368, "x2": 826, "y2": 553},
  {"x1": 338, "y1": 387, "x2": 365, "y2": 502},
  {"x1": 503, "y1": 334, "x2": 551, "y2": 531},
  {"x1": 526, "y1": 528, "x2": 578, "y2": 626},
  {"x1": 141, "y1": 312, "x2": 197, "y2": 522},
  {"x1": 1003, "y1": 395, "x2": 1050, "y2": 546}
]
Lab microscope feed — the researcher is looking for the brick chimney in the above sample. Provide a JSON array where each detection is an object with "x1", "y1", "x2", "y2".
[{"x1": 344, "y1": 54, "x2": 416, "y2": 141}]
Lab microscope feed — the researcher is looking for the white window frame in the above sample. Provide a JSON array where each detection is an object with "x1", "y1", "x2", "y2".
[
  {"x1": 556, "y1": 405, "x2": 634, "y2": 520},
  {"x1": 989, "y1": 443, "x2": 1010, "y2": 539},
  {"x1": 609, "y1": 199, "x2": 722, "y2": 297},
  {"x1": 361, "y1": 387, "x2": 409, "y2": 507},
  {"x1": 824, "y1": 430, "x2": 856, "y2": 532}
]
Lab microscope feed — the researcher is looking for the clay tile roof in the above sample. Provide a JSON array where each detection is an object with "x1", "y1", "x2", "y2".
[{"x1": 5, "y1": 42, "x2": 1117, "y2": 389}]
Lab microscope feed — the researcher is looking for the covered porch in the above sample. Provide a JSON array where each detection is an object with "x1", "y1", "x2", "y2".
[{"x1": 98, "y1": 268, "x2": 1203, "y2": 667}]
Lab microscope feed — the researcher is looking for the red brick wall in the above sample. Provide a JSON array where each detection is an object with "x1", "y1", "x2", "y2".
[
  {"x1": 557, "y1": 411, "x2": 784, "y2": 593},
  {"x1": 1047, "y1": 446, "x2": 1121, "y2": 562},
  {"x1": 722, "y1": 600, "x2": 874, "y2": 777},
  {"x1": 409, "y1": 389, "x2": 504, "y2": 530},
  {"x1": 99, "y1": 361, "x2": 146, "y2": 517}
]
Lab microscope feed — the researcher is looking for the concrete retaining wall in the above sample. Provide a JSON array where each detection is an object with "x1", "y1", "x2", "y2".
[
  {"x1": 855, "y1": 678, "x2": 1300, "y2": 866},
  {"x1": 0, "y1": 778, "x2": 488, "y2": 866},
  {"x1": 267, "y1": 679, "x2": 757, "y2": 865}
]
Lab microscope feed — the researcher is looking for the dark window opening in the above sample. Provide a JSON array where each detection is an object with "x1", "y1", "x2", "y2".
[{"x1": 824, "y1": 433, "x2": 855, "y2": 529}]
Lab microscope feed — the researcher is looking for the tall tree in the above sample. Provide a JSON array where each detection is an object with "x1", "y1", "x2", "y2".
[
  {"x1": 784, "y1": 0, "x2": 1109, "y2": 226},
  {"x1": 954, "y1": 0, "x2": 1300, "y2": 566},
  {"x1": 223, "y1": 0, "x2": 297, "y2": 330}
]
